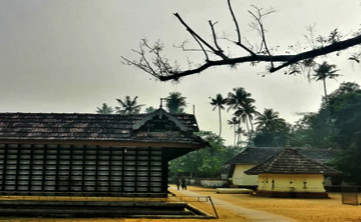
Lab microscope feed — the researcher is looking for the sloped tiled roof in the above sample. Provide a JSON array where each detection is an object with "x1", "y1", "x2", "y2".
[
  {"x1": 244, "y1": 148, "x2": 341, "y2": 175},
  {"x1": 227, "y1": 147, "x2": 283, "y2": 164},
  {"x1": 227, "y1": 147, "x2": 339, "y2": 164},
  {"x1": 0, "y1": 109, "x2": 205, "y2": 146},
  {"x1": 299, "y1": 149, "x2": 339, "y2": 163}
]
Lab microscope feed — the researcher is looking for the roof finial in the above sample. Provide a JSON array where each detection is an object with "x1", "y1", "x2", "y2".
[{"x1": 159, "y1": 98, "x2": 166, "y2": 108}]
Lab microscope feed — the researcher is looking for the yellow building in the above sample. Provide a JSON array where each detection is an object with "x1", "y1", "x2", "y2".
[
  {"x1": 227, "y1": 147, "x2": 281, "y2": 187},
  {"x1": 244, "y1": 148, "x2": 340, "y2": 198},
  {"x1": 227, "y1": 147, "x2": 339, "y2": 188}
]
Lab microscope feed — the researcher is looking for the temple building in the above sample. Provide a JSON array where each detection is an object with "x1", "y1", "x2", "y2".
[
  {"x1": 227, "y1": 147, "x2": 339, "y2": 188},
  {"x1": 244, "y1": 148, "x2": 341, "y2": 198},
  {"x1": 0, "y1": 108, "x2": 207, "y2": 197}
]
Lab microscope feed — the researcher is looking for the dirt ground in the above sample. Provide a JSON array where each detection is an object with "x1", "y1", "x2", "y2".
[
  {"x1": 1, "y1": 185, "x2": 361, "y2": 222},
  {"x1": 175, "y1": 186, "x2": 361, "y2": 222}
]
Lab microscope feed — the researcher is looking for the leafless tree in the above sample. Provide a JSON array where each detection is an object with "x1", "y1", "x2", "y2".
[{"x1": 122, "y1": 0, "x2": 361, "y2": 81}]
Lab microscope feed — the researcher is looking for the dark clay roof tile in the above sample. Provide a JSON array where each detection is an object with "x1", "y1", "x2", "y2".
[{"x1": 244, "y1": 148, "x2": 340, "y2": 175}]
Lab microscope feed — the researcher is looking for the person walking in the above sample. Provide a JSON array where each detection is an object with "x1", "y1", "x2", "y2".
[
  {"x1": 181, "y1": 178, "x2": 187, "y2": 190},
  {"x1": 176, "y1": 176, "x2": 181, "y2": 190}
]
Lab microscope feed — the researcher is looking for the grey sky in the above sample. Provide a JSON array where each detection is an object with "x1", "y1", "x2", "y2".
[{"x1": 0, "y1": 0, "x2": 360, "y2": 144}]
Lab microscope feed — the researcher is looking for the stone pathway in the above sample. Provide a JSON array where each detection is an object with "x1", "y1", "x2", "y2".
[{"x1": 169, "y1": 186, "x2": 297, "y2": 222}]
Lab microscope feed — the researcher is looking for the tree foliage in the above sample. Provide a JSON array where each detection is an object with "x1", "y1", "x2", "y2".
[
  {"x1": 253, "y1": 108, "x2": 289, "y2": 147},
  {"x1": 227, "y1": 116, "x2": 241, "y2": 146},
  {"x1": 213, "y1": 87, "x2": 288, "y2": 146},
  {"x1": 96, "y1": 103, "x2": 114, "y2": 114},
  {"x1": 115, "y1": 96, "x2": 144, "y2": 115},
  {"x1": 326, "y1": 82, "x2": 361, "y2": 184},
  {"x1": 210, "y1": 94, "x2": 227, "y2": 136},
  {"x1": 145, "y1": 106, "x2": 156, "y2": 113},
  {"x1": 169, "y1": 131, "x2": 242, "y2": 178},
  {"x1": 228, "y1": 88, "x2": 257, "y2": 132},
  {"x1": 286, "y1": 82, "x2": 361, "y2": 184},
  {"x1": 327, "y1": 83, "x2": 361, "y2": 148},
  {"x1": 255, "y1": 108, "x2": 286, "y2": 131},
  {"x1": 312, "y1": 61, "x2": 340, "y2": 99},
  {"x1": 165, "y1": 92, "x2": 187, "y2": 114},
  {"x1": 123, "y1": 1, "x2": 361, "y2": 81},
  {"x1": 225, "y1": 87, "x2": 258, "y2": 144},
  {"x1": 288, "y1": 110, "x2": 335, "y2": 148}
]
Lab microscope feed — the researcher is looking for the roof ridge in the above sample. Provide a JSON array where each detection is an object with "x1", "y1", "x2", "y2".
[
  {"x1": 0, "y1": 111, "x2": 203, "y2": 145},
  {"x1": 244, "y1": 148, "x2": 341, "y2": 175}
]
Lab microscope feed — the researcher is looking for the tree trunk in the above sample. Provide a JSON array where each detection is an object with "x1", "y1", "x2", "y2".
[
  {"x1": 248, "y1": 117, "x2": 254, "y2": 138},
  {"x1": 244, "y1": 118, "x2": 250, "y2": 134},
  {"x1": 323, "y1": 78, "x2": 328, "y2": 101},
  {"x1": 233, "y1": 128, "x2": 237, "y2": 146},
  {"x1": 218, "y1": 107, "x2": 222, "y2": 136},
  {"x1": 237, "y1": 122, "x2": 242, "y2": 144}
]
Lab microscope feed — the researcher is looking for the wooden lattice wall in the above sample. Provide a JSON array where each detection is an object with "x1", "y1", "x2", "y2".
[{"x1": 0, "y1": 144, "x2": 166, "y2": 196}]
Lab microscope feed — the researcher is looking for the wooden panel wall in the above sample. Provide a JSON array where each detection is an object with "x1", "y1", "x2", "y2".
[{"x1": 0, "y1": 144, "x2": 165, "y2": 196}]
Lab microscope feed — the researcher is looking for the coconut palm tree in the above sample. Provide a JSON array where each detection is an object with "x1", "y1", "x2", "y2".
[
  {"x1": 227, "y1": 87, "x2": 257, "y2": 136},
  {"x1": 226, "y1": 87, "x2": 255, "y2": 111},
  {"x1": 228, "y1": 117, "x2": 240, "y2": 146},
  {"x1": 255, "y1": 108, "x2": 286, "y2": 132},
  {"x1": 233, "y1": 107, "x2": 249, "y2": 132},
  {"x1": 241, "y1": 101, "x2": 258, "y2": 132},
  {"x1": 234, "y1": 101, "x2": 258, "y2": 129},
  {"x1": 145, "y1": 106, "x2": 156, "y2": 113},
  {"x1": 210, "y1": 94, "x2": 227, "y2": 136},
  {"x1": 115, "y1": 96, "x2": 144, "y2": 115},
  {"x1": 235, "y1": 126, "x2": 246, "y2": 146},
  {"x1": 96, "y1": 103, "x2": 114, "y2": 114},
  {"x1": 165, "y1": 92, "x2": 187, "y2": 114},
  {"x1": 312, "y1": 61, "x2": 340, "y2": 99}
]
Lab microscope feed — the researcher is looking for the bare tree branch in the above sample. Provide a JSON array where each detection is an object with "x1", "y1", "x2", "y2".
[
  {"x1": 121, "y1": 39, "x2": 177, "y2": 79},
  {"x1": 227, "y1": 0, "x2": 241, "y2": 44},
  {"x1": 121, "y1": 44, "x2": 159, "y2": 78},
  {"x1": 208, "y1": 20, "x2": 223, "y2": 53},
  {"x1": 227, "y1": 0, "x2": 256, "y2": 56},
  {"x1": 191, "y1": 32, "x2": 210, "y2": 61},
  {"x1": 142, "y1": 40, "x2": 171, "y2": 75},
  {"x1": 304, "y1": 25, "x2": 317, "y2": 49},
  {"x1": 173, "y1": 13, "x2": 228, "y2": 60},
  {"x1": 173, "y1": 40, "x2": 213, "y2": 54},
  {"x1": 160, "y1": 34, "x2": 361, "y2": 81},
  {"x1": 123, "y1": 2, "x2": 361, "y2": 82},
  {"x1": 248, "y1": 6, "x2": 276, "y2": 68},
  {"x1": 270, "y1": 34, "x2": 361, "y2": 72}
]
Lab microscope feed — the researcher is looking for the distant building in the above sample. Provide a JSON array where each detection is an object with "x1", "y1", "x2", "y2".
[
  {"x1": 227, "y1": 147, "x2": 339, "y2": 187},
  {"x1": 0, "y1": 108, "x2": 207, "y2": 197},
  {"x1": 244, "y1": 148, "x2": 340, "y2": 198}
]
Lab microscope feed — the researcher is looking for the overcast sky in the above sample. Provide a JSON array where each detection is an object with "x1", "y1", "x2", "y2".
[{"x1": 0, "y1": 0, "x2": 361, "y2": 145}]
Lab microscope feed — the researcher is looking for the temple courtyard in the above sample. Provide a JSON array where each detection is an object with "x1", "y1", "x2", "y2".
[{"x1": 1, "y1": 185, "x2": 361, "y2": 222}]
